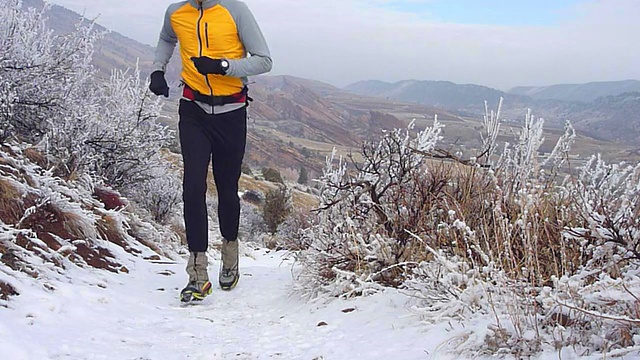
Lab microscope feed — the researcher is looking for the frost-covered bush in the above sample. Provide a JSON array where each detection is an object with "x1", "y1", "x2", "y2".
[
  {"x1": 240, "y1": 201, "x2": 266, "y2": 241},
  {"x1": 563, "y1": 156, "x2": 640, "y2": 269},
  {"x1": 294, "y1": 99, "x2": 640, "y2": 357},
  {"x1": 125, "y1": 161, "x2": 181, "y2": 224},
  {"x1": 409, "y1": 110, "x2": 639, "y2": 357},
  {"x1": 276, "y1": 207, "x2": 317, "y2": 250},
  {"x1": 294, "y1": 119, "x2": 444, "y2": 297}
]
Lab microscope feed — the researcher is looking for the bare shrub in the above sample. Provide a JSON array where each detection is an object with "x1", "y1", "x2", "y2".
[
  {"x1": 273, "y1": 207, "x2": 318, "y2": 251},
  {"x1": 263, "y1": 185, "x2": 292, "y2": 234},
  {"x1": 294, "y1": 120, "x2": 444, "y2": 297},
  {"x1": 262, "y1": 167, "x2": 284, "y2": 184},
  {"x1": 280, "y1": 167, "x2": 299, "y2": 183}
]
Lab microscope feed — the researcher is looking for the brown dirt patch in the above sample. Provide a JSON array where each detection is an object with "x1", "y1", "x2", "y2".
[
  {"x1": 93, "y1": 186, "x2": 127, "y2": 210},
  {"x1": 73, "y1": 242, "x2": 122, "y2": 273},
  {"x1": 19, "y1": 200, "x2": 87, "y2": 245},
  {"x1": 14, "y1": 233, "x2": 65, "y2": 269}
]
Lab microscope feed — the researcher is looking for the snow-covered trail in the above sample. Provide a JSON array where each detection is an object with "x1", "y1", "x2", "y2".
[{"x1": 1, "y1": 248, "x2": 456, "y2": 360}]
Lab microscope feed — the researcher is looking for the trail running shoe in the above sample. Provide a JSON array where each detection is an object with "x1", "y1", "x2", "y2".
[
  {"x1": 219, "y1": 239, "x2": 239, "y2": 291},
  {"x1": 180, "y1": 281, "x2": 212, "y2": 302},
  {"x1": 182, "y1": 252, "x2": 211, "y2": 302}
]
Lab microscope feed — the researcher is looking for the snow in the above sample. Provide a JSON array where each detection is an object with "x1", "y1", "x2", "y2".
[{"x1": 0, "y1": 248, "x2": 460, "y2": 360}]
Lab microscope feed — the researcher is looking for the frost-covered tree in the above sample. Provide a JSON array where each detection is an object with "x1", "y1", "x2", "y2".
[
  {"x1": 0, "y1": 0, "x2": 96, "y2": 144},
  {"x1": 0, "y1": 0, "x2": 179, "y2": 223},
  {"x1": 77, "y1": 67, "x2": 172, "y2": 188}
]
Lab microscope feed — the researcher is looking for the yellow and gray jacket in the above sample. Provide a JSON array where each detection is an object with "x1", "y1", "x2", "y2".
[{"x1": 153, "y1": 0, "x2": 272, "y2": 107}]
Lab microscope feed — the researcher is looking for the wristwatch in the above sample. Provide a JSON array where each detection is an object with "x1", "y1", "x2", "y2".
[{"x1": 221, "y1": 59, "x2": 229, "y2": 74}]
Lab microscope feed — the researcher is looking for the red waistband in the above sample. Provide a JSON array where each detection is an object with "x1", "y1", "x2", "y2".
[{"x1": 182, "y1": 85, "x2": 247, "y2": 106}]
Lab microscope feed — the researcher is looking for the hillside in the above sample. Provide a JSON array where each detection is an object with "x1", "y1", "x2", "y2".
[
  {"x1": 509, "y1": 80, "x2": 640, "y2": 102},
  {"x1": 0, "y1": 144, "x2": 183, "y2": 295},
  {"x1": 569, "y1": 92, "x2": 640, "y2": 143}
]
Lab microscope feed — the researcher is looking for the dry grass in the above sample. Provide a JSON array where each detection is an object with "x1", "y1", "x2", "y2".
[
  {"x1": 0, "y1": 177, "x2": 23, "y2": 225},
  {"x1": 0, "y1": 281, "x2": 18, "y2": 301},
  {"x1": 292, "y1": 190, "x2": 319, "y2": 211},
  {"x1": 23, "y1": 147, "x2": 47, "y2": 169},
  {"x1": 239, "y1": 173, "x2": 278, "y2": 194},
  {"x1": 307, "y1": 158, "x2": 586, "y2": 289},
  {"x1": 96, "y1": 213, "x2": 142, "y2": 255},
  {"x1": 403, "y1": 160, "x2": 583, "y2": 285}
]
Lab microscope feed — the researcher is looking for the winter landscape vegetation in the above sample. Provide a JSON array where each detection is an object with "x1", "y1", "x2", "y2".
[{"x1": 1, "y1": 0, "x2": 640, "y2": 359}]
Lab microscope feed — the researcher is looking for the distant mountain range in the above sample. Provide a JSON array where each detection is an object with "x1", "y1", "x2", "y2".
[
  {"x1": 345, "y1": 80, "x2": 507, "y2": 111},
  {"x1": 509, "y1": 80, "x2": 640, "y2": 103},
  {"x1": 346, "y1": 79, "x2": 640, "y2": 145}
]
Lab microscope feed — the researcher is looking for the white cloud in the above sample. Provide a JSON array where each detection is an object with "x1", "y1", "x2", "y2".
[{"x1": 47, "y1": 0, "x2": 640, "y2": 89}]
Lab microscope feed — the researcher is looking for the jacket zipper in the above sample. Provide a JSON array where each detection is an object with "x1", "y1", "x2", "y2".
[
  {"x1": 197, "y1": 4, "x2": 214, "y2": 96},
  {"x1": 205, "y1": 23, "x2": 209, "y2": 48}
]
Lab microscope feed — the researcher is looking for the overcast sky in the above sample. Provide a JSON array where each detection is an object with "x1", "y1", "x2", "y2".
[{"x1": 47, "y1": 0, "x2": 639, "y2": 90}]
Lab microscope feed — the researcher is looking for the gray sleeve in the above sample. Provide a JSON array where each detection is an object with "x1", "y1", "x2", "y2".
[
  {"x1": 224, "y1": 1, "x2": 273, "y2": 78},
  {"x1": 152, "y1": 5, "x2": 179, "y2": 73}
]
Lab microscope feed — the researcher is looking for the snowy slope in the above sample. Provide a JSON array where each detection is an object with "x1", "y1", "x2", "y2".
[{"x1": 4, "y1": 244, "x2": 640, "y2": 360}]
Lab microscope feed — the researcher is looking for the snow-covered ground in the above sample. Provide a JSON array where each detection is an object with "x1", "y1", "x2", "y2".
[
  {"x1": 0, "y1": 247, "x2": 466, "y2": 360},
  {"x1": 4, "y1": 245, "x2": 640, "y2": 360}
]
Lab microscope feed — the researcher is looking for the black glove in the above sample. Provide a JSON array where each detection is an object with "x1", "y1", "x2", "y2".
[
  {"x1": 149, "y1": 71, "x2": 169, "y2": 97},
  {"x1": 191, "y1": 57, "x2": 228, "y2": 75}
]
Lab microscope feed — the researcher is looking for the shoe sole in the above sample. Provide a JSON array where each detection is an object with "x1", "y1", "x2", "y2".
[{"x1": 180, "y1": 282, "x2": 212, "y2": 302}]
